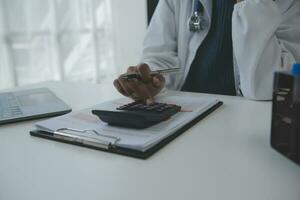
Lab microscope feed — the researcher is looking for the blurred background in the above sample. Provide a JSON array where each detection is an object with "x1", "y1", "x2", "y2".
[{"x1": 0, "y1": 0, "x2": 154, "y2": 90}]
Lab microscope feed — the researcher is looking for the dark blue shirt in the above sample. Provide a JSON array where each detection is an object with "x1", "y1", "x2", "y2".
[{"x1": 181, "y1": 0, "x2": 236, "y2": 95}]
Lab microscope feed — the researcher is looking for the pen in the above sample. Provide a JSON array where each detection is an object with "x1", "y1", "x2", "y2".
[{"x1": 120, "y1": 67, "x2": 181, "y2": 80}]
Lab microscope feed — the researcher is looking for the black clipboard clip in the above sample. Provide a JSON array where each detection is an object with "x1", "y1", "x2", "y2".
[{"x1": 53, "y1": 128, "x2": 120, "y2": 150}]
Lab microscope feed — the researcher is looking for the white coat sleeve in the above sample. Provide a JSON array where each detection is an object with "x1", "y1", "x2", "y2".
[
  {"x1": 232, "y1": 0, "x2": 300, "y2": 100},
  {"x1": 140, "y1": 0, "x2": 179, "y2": 71}
]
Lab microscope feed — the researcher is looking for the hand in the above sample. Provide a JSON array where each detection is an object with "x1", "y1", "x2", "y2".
[{"x1": 113, "y1": 64, "x2": 165, "y2": 104}]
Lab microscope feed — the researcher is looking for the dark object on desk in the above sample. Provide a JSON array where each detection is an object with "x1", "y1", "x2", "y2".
[
  {"x1": 0, "y1": 88, "x2": 71, "y2": 125},
  {"x1": 92, "y1": 102, "x2": 181, "y2": 129},
  {"x1": 271, "y1": 64, "x2": 300, "y2": 166}
]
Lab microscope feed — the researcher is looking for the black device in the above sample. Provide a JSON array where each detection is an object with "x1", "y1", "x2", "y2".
[
  {"x1": 92, "y1": 102, "x2": 181, "y2": 129},
  {"x1": 271, "y1": 64, "x2": 300, "y2": 165}
]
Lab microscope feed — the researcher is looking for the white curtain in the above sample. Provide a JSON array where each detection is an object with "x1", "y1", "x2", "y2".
[{"x1": 0, "y1": 0, "x2": 117, "y2": 90}]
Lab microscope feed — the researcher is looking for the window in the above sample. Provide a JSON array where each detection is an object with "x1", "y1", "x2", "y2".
[{"x1": 0, "y1": 0, "x2": 116, "y2": 89}]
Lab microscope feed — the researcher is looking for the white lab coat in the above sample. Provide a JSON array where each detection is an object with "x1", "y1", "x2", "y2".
[{"x1": 140, "y1": 0, "x2": 300, "y2": 100}]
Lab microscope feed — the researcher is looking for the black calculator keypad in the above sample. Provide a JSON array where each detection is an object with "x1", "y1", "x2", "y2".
[
  {"x1": 117, "y1": 102, "x2": 178, "y2": 113},
  {"x1": 92, "y1": 102, "x2": 181, "y2": 129}
]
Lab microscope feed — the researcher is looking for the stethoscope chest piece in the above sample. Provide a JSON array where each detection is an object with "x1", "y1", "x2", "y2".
[
  {"x1": 189, "y1": 13, "x2": 204, "y2": 32},
  {"x1": 189, "y1": 0, "x2": 207, "y2": 32}
]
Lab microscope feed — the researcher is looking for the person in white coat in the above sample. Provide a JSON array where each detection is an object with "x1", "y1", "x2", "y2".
[{"x1": 114, "y1": 0, "x2": 300, "y2": 104}]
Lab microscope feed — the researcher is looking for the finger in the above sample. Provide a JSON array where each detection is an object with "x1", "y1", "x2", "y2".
[
  {"x1": 118, "y1": 78, "x2": 135, "y2": 97},
  {"x1": 152, "y1": 75, "x2": 165, "y2": 88},
  {"x1": 113, "y1": 79, "x2": 129, "y2": 97},
  {"x1": 119, "y1": 78, "x2": 147, "y2": 101},
  {"x1": 144, "y1": 75, "x2": 165, "y2": 98},
  {"x1": 125, "y1": 78, "x2": 153, "y2": 102},
  {"x1": 146, "y1": 98, "x2": 154, "y2": 105},
  {"x1": 130, "y1": 79, "x2": 152, "y2": 101},
  {"x1": 137, "y1": 64, "x2": 152, "y2": 83},
  {"x1": 127, "y1": 66, "x2": 138, "y2": 73},
  {"x1": 136, "y1": 80, "x2": 154, "y2": 100},
  {"x1": 152, "y1": 76, "x2": 161, "y2": 88}
]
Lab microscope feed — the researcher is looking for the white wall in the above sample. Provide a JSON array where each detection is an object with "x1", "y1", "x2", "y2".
[{"x1": 110, "y1": 0, "x2": 148, "y2": 74}]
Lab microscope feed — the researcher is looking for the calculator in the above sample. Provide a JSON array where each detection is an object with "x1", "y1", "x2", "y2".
[{"x1": 92, "y1": 102, "x2": 181, "y2": 129}]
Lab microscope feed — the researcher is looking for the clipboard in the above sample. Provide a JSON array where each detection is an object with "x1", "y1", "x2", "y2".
[{"x1": 30, "y1": 101, "x2": 222, "y2": 159}]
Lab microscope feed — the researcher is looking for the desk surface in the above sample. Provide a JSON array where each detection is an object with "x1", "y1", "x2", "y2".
[{"x1": 0, "y1": 81, "x2": 299, "y2": 200}]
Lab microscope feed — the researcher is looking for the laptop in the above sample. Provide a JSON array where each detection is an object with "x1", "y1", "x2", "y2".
[{"x1": 0, "y1": 88, "x2": 72, "y2": 125}]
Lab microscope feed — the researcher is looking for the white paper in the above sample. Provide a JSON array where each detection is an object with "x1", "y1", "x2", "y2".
[{"x1": 34, "y1": 93, "x2": 220, "y2": 152}]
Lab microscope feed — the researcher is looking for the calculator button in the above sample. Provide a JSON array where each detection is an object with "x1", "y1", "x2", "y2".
[
  {"x1": 152, "y1": 104, "x2": 162, "y2": 109},
  {"x1": 146, "y1": 107, "x2": 155, "y2": 111},
  {"x1": 116, "y1": 106, "x2": 126, "y2": 110},
  {"x1": 117, "y1": 102, "x2": 137, "y2": 110},
  {"x1": 117, "y1": 102, "x2": 180, "y2": 113},
  {"x1": 154, "y1": 108, "x2": 163, "y2": 112},
  {"x1": 126, "y1": 107, "x2": 135, "y2": 111}
]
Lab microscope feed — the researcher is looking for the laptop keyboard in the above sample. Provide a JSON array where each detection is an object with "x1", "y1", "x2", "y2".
[{"x1": 0, "y1": 93, "x2": 23, "y2": 119}]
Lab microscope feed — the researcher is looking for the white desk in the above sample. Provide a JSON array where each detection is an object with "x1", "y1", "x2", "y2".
[{"x1": 0, "y1": 81, "x2": 299, "y2": 200}]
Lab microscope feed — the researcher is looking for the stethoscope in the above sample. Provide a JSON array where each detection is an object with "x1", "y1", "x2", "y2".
[{"x1": 189, "y1": 0, "x2": 207, "y2": 32}]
